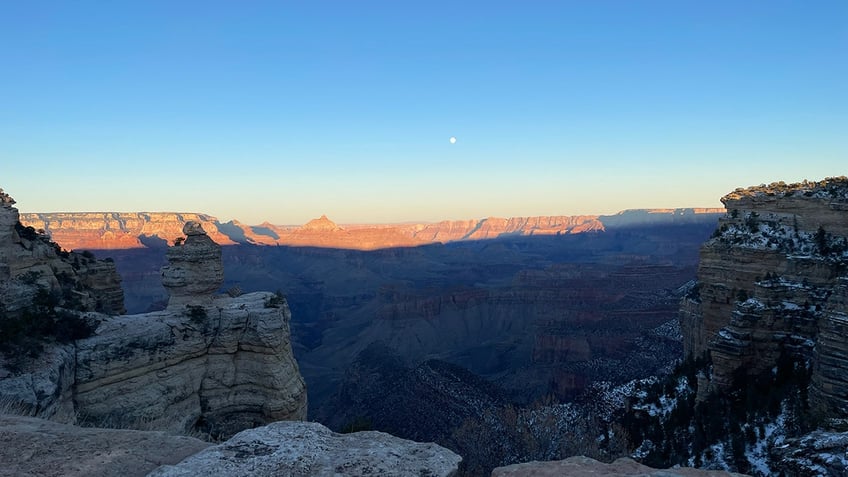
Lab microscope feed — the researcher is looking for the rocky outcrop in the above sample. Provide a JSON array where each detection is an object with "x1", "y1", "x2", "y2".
[
  {"x1": 20, "y1": 208, "x2": 724, "y2": 251},
  {"x1": 160, "y1": 222, "x2": 224, "y2": 309},
  {"x1": 770, "y1": 429, "x2": 848, "y2": 477},
  {"x1": 680, "y1": 177, "x2": 848, "y2": 424},
  {"x1": 148, "y1": 420, "x2": 461, "y2": 477},
  {"x1": 1, "y1": 190, "x2": 307, "y2": 438},
  {"x1": 72, "y1": 290, "x2": 307, "y2": 437},
  {"x1": 0, "y1": 414, "x2": 211, "y2": 477},
  {"x1": 492, "y1": 456, "x2": 749, "y2": 476},
  {"x1": 0, "y1": 188, "x2": 125, "y2": 316}
]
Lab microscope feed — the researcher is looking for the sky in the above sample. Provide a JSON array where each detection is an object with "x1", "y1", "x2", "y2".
[{"x1": 1, "y1": 1, "x2": 846, "y2": 224}]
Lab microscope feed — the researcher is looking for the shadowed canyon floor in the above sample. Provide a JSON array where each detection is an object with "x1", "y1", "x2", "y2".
[{"x1": 81, "y1": 220, "x2": 720, "y2": 418}]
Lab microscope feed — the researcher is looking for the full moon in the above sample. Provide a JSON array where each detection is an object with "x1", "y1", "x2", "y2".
[{"x1": 449, "y1": 136, "x2": 457, "y2": 144}]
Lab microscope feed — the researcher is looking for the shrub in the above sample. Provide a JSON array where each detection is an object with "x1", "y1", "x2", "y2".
[
  {"x1": 340, "y1": 416, "x2": 373, "y2": 433},
  {"x1": 18, "y1": 270, "x2": 42, "y2": 285},
  {"x1": 185, "y1": 305, "x2": 207, "y2": 324},
  {"x1": 14, "y1": 222, "x2": 37, "y2": 241},
  {"x1": 265, "y1": 290, "x2": 286, "y2": 308},
  {"x1": 0, "y1": 288, "x2": 95, "y2": 362},
  {"x1": 227, "y1": 285, "x2": 243, "y2": 298}
]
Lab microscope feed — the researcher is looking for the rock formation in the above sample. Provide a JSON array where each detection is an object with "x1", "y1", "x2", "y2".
[
  {"x1": 0, "y1": 414, "x2": 211, "y2": 477},
  {"x1": 770, "y1": 429, "x2": 848, "y2": 477},
  {"x1": 0, "y1": 188, "x2": 307, "y2": 438},
  {"x1": 148, "y1": 421, "x2": 462, "y2": 477},
  {"x1": 680, "y1": 177, "x2": 848, "y2": 426},
  {"x1": 492, "y1": 456, "x2": 749, "y2": 476},
  {"x1": 0, "y1": 188, "x2": 125, "y2": 317},
  {"x1": 71, "y1": 289, "x2": 307, "y2": 437},
  {"x1": 20, "y1": 208, "x2": 724, "y2": 251},
  {"x1": 160, "y1": 221, "x2": 224, "y2": 309},
  {"x1": 20, "y1": 212, "x2": 238, "y2": 249}
]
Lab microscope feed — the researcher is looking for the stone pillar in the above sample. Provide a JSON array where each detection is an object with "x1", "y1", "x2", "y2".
[{"x1": 161, "y1": 221, "x2": 223, "y2": 309}]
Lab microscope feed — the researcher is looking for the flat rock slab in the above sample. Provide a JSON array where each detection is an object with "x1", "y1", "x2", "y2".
[
  {"x1": 149, "y1": 420, "x2": 461, "y2": 477},
  {"x1": 0, "y1": 415, "x2": 211, "y2": 477},
  {"x1": 492, "y1": 456, "x2": 750, "y2": 477}
]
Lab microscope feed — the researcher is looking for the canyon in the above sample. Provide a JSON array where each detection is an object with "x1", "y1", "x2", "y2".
[
  {"x1": 0, "y1": 184, "x2": 747, "y2": 476},
  {"x1": 20, "y1": 208, "x2": 724, "y2": 251},
  {"x1": 7, "y1": 179, "x2": 848, "y2": 475}
]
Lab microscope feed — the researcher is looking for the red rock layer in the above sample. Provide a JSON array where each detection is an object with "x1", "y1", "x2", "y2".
[{"x1": 21, "y1": 209, "x2": 723, "y2": 252}]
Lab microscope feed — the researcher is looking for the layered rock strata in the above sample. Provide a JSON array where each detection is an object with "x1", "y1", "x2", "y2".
[
  {"x1": 160, "y1": 221, "x2": 224, "y2": 309},
  {"x1": 21, "y1": 208, "x2": 724, "y2": 251},
  {"x1": 0, "y1": 188, "x2": 125, "y2": 316},
  {"x1": 148, "y1": 420, "x2": 462, "y2": 477},
  {"x1": 20, "y1": 212, "x2": 237, "y2": 249},
  {"x1": 72, "y1": 289, "x2": 307, "y2": 437},
  {"x1": 680, "y1": 177, "x2": 848, "y2": 424},
  {"x1": 1, "y1": 192, "x2": 307, "y2": 437}
]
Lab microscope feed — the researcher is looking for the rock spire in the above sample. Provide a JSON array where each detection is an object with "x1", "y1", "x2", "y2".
[{"x1": 161, "y1": 221, "x2": 224, "y2": 309}]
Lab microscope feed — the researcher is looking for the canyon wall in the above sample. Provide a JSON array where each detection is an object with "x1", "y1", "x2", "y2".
[
  {"x1": 21, "y1": 208, "x2": 724, "y2": 251},
  {"x1": 680, "y1": 178, "x2": 848, "y2": 426}
]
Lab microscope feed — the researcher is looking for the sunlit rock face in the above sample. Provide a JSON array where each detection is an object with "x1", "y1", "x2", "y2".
[
  {"x1": 21, "y1": 209, "x2": 724, "y2": 251},
  {"x1": 20, "y1": 212, "x2": 238, "y2": 249},
  {"x1": 680, "y1": 177, "x2": 848, "y2": 425},
  {"x1": 161, "y1": 221, "x2": 224, "y2": 309}
]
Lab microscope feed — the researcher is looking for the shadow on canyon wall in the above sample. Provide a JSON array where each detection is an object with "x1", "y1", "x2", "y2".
[{"x1": 91, "y1": 220, "x2": 718, "y2": 414}]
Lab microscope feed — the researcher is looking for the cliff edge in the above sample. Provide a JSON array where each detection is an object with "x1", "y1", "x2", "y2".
[
  {"x1": 680, "y1": 177, "x2": 848, "y2": 428},
  {"x1": 0, "y1": 188, "x2": 307, "y2": 438}
]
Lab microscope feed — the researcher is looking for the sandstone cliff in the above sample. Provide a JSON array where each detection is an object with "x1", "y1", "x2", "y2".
[
  {"x1": 1, "y1": 190, "x2": 307, "y2": 438},
  {"x1": 20, "y1": 208, "x2": 724, "y2": 251},
  {"x1": 20, "y1": 212, "x2": 238, "y2": 249},
  {"x1": 680, "y1": 177, "x2": 848, "y2": 427},
  {"x1": 0, "y1": 189, "x2": 125, "y2": 317}
]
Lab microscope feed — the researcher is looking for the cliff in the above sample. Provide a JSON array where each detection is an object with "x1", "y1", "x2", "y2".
[
  {"x1": 680, "y1": 177, "x2": 848, "y2": 427},
  {"x1": 0, "y1": 189, "x2": 125, "y2": 320},
  {"x1": 20, "y1": 208, "x2": 724, "y2": 251},
  {"x1": 1, "y1": 190, "x2": 307, "y2": 438},
  {"x1": 20, "y1": 212, "x2": 238, "y2": 249}
]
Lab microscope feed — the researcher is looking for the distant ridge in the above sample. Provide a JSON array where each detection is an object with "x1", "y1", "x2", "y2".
[{"x1": 20, "y1": 208, "x2": 725, "y2": 251}]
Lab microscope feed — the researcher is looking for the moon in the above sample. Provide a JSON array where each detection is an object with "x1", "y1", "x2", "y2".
[{"x1": 449, "y1": 136, "x2": 457, "y2": 144}]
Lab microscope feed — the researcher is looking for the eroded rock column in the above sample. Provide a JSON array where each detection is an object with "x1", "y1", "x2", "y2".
[{"x1": 161, "y1": 221, "x2": 223, "y2": 309}]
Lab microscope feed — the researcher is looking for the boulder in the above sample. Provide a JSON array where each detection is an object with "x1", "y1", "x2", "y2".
[{"x1": 149, "y1": 420, "x2": 461, "y2": 477}]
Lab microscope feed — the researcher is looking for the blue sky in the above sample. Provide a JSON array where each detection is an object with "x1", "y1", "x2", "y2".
[{"x1": 1, "y1": 1, "x2": 846, "y2": 224}]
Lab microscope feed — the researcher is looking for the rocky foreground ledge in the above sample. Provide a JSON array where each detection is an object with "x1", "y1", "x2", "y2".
[
  {"x1": 2, "y1": 413, "x2": 756, "y2": 477},
  {"x1": 0, "y1": 415, "x2": 461, "y2": 477},
  {"x1": 492, "y1": 457, "x2": 749, "y2": 476},
  {"x1": 149, "y1": 420, "x2": 462, "y2": 477}
]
